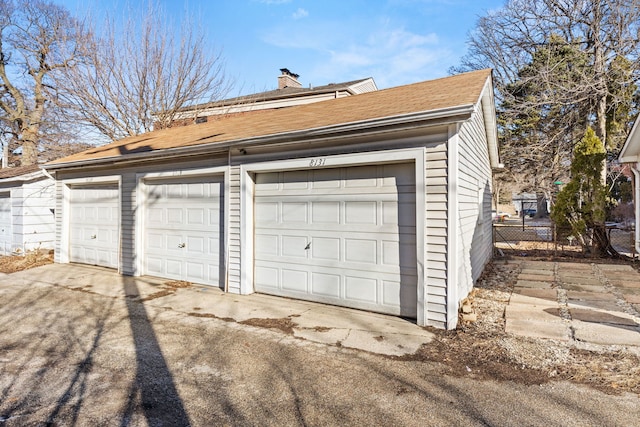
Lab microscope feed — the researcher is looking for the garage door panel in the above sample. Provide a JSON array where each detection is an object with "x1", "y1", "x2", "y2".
[
  {"x1": 254, "y1": 163, "x2": 417, "y2": 317},
  {"x1": 143, "y1": 177, "x2": 223, "y2": 287},
  {"x1": 69, "y1": 184, "x2": 119, "y2": 269}
]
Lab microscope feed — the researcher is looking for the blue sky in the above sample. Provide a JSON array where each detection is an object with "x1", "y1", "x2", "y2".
[{"x1": 56, "y1": 0, "x2": 504, "y2": 95}]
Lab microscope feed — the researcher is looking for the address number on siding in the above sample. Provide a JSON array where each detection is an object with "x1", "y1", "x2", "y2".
[{"x1": 309, "y1": 158, "x2": 326, "y2": 167}]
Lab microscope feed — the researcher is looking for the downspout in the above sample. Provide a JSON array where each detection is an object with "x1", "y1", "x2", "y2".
[{"x1": 632, "y1": 165, "x2": 640, "y2": 256}]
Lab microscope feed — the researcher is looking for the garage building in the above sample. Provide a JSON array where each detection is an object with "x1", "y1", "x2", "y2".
[{"x1": 44, "y1": 69, "x2": 499, "y2": 329}]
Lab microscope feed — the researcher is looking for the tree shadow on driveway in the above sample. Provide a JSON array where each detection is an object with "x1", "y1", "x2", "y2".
[{"x1": 119, "y1": 276, "x2": 191, "y2": 426}]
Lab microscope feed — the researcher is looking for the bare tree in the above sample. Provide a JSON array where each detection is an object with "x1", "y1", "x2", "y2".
[
  {"x1": 456, "y1": 0, "x2": 640, "y2": 191},
  {"x1": 0, "y1": 0, "x2": 89, "y2": 165},
  {"x1": 56, "y1": 2, "x2": 230, "y2": 142}
]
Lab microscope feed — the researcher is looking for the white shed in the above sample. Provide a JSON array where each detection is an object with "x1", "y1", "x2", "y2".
[
  {"x1": 0, "y1": 165, "x2": 55, "y2": 255},
  {"x1": 44, "y1": 69, "x2": 499, "y2": 329}
]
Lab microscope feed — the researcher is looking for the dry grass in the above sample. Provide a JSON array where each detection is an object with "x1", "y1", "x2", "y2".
[{"x1": 0, "y1": 250, "x2": 54, "y2": 274}]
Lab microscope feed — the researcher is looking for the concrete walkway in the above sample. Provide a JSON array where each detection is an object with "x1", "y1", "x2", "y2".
[
  {"x1": 505, "y1": 260, "x2": 640, "y2": 346},
  {"x1": 2, "y1": 263, "x2": 434, "y2": 357}
]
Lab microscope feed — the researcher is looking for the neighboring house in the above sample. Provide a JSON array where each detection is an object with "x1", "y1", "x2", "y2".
[
  {"x1": 618, "y1": 121, "x2": 640, "y2": 255},
  {"x1": 0, "y1": 165, "x2": 55, "y2": 255},
  {"x1": 162, "y1": 68, "x2": 378, "y2": 127},
  {"x1": 44, "y1": 69, "x2": 499, "y2": 330}
]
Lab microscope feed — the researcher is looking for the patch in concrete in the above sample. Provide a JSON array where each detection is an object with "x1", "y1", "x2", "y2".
[
  {"x1": 293, "y1": 327, "x2": 350, "y2": 346},
  {"x1": 339, "y1": 329, "x2": 432, "y2": 357}
]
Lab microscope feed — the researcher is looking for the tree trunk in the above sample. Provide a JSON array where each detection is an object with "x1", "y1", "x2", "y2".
[{"x1": 21, "y1": 129, "x2": 38, "y2": 165}]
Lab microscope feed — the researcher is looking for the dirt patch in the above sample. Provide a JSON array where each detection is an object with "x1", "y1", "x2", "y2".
[
  {"x1": 0, "y1": 250, "x2": 53, "y2": 274},
  {"x1": 240, "y1": 317, "x2": 297, "y2": 334},
  {"x1": 404, "y1": 258, "x2": 640, "y2": 395}
]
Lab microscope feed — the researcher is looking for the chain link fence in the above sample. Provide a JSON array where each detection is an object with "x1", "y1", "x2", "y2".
[{"x1": 493, "y1": 221, "x2": 636, "y2": 258}]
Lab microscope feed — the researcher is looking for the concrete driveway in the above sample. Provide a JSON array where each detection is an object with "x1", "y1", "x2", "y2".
[{"x1": 1, "y1": 263, "x2": 639, "y2": 426}]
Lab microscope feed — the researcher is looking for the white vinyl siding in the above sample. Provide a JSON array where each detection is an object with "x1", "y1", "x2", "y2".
[
  {"x1": 456, "y1": 109, "x2": 493, "y2": 298},
  {"x1": 424, "y1": 141, "x2": 449, "y2": 328},
  {"x1": 0, "y1": 193, "x2": 11, "y2": 254},
  {"x1": 254, "y1": 163, "x2": 417, "y2": 317},
  {"x1": 11, "y1": 179, "x2": 55, "y2": 253}
]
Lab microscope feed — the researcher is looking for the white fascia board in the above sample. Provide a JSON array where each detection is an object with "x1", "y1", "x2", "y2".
[
  {"x1": 480, "y1": 76, "x2": 500, "y2": 168},
  {"x1": 44, "y1": 104, "x2": 475, "y2": 171},
  {"x1": 619, "y1": 114, "x2": 640, "y2": 161},
  {"x1": 0, "y1": 170, "x2": 47, "y2": 184}
]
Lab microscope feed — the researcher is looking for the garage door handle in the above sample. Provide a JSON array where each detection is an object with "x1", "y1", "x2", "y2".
[{"x1": 178, "y1": 243, "x2": 186, "y2": 248}]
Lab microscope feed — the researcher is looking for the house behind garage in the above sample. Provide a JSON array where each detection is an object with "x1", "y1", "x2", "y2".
[
  {"x1": 0, "y1": 165, "x2": 55, "y2": 255},
  {"x1": 44, "y1": 69, "x2": 499, "y2": 329}
]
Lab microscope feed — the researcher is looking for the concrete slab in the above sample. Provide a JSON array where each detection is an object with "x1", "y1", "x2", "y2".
[
  {"x1": 623, "y1": 293, "x2": 640, "y2": 304},
  {"x1": 573, "y1": 321, "x2": 640, "y2": 346},
  {"x1": 518, "y1": 273, "x2": 555, "y2": 282},
  {"x1": 567, "y1": 300, "x2": 623, "y2": 312},
  {"x1": 596, "y1": 264, "x2": 637, "y2": 272},
  {"x1": 509, "y1": 293, "x2": 559, "y2": 307},
  {"x1": 600, "y1": 271, "x2": 640, "y2": 281},
  {"x1": 520, "y1": 261, "x2": 555, "y2": 270},
  {"x1": 569, "y1": 308, "x2": 638, "y2": 326},
  {"x1": 557, "y1": 275, "x2": 602, "y2": 287},
  {"x1": 3, "y1": 263, "x2": 433, "y2": 356},
  {"x1": 505, "y1": 318, "x2": 570, "y2": 341},
  {"x1": 505, "y1": 305, "x2": 562, "y2": 323},
  {"x1": 512, "y1": 288, "x2": 557, "y2": 302},
  {"x1": 609, "y1": 280, "x2": 640, "y2": 289},
  {"x1": 514, "y1": 280, "x2": 555, "y2": 289},
  {"x1": 520, "y1": 269, "x2": 554, "y2": 276},
  {"x1": 566, "y1": 290, "x2": 616, "y2": 301},
  {"x1": 556, "y1": 262, "x2": 594, "y2": 270},
  {"x1": 561, "y1": 284, "x2": 607, "y2": 293}
]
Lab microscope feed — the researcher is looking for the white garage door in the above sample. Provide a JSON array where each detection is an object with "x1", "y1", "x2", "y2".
[
  {"x1": 254, "y1": 163, "x2": 417, "y2": 317},
  {"x1": 144, "y1": 176, "x2": 224, "y2": 287},
  {"x1": 0, "y1": 194, "x2": 12, "y2": 255},
  {"x1": 69, "y1": 184, "x2": 119, "y2": 268}
]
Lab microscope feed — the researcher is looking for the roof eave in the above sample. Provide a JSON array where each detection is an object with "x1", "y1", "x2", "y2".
[
  {"x1": 45, "y1": 104, "x2": 476, "y2": 171},
  {"x1": 619, "y1": 115, "x2": 640, "y2": 162}
]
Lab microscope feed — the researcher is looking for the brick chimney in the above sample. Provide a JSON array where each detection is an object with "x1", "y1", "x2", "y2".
[{"x1": 278, "y1": 68, "x2": 302, "y2": 89}]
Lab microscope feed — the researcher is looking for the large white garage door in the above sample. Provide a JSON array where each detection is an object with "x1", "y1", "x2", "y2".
[
  {"x1": 0, "y1": 193, "x2": 12, "y2": 255},
  {"x1": 69, "y1": 184, "x2": 119, "y2": 268},
  {"x1": 254, "y1": 163, "x2": 417, "y2": 317},
  {"x1": 144, "y1": 176, "x2": 224, "y2": 287}
]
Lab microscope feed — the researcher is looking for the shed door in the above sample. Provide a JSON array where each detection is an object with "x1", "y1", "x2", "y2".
[
  {"x1": 69, "y1": 184, "x2": 119, "y2": 268},
  {"x1": 0, "y1": 193, "x2": 12, "y2": 255},
  {"x1": 144, "y1": 176, "x2": 224, "y2": 287},
  {"x1": 254, "y1": 163, "x2": 417, "y2": 317}
]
